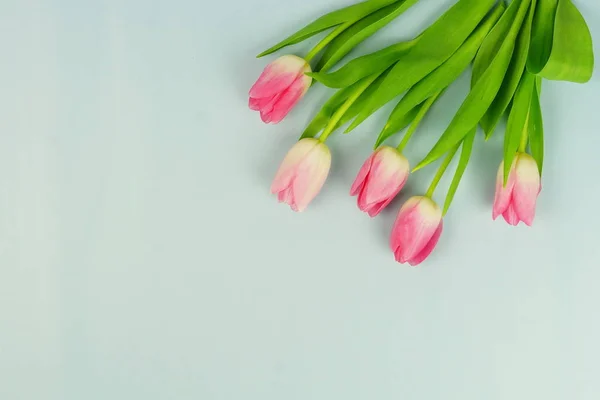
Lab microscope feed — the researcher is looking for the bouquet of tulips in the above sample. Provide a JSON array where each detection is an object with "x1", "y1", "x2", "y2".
[{"x1": 249, "y1": 0, "x2": 594, "y2": 265}]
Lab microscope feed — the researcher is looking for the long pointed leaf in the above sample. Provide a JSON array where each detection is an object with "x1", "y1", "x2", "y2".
[
  {"x1": 414, "y1": 0, "x2": 531, "y2": 171},
  {"x1": 471, "y1": 0, "x2": 521, "y2": 86},
  {"x1": 258, "y1": 0, "x2": 400, "y2": 57},
  {"x1": 443, "y1": 128, "x2": 476, "y2": 215},
  {"x1": 528, "y1": 0, "x2": 593, "y2": 82},
  {"x1": 316, "y1": 0, "x2": 419, "y2": 72},
  {"x1": 377, "y1": 3, "x2": 505, "y2": 145},
  {"x1": 346, "y1": 0, "x2": 497, "y2": 131},
  {"x1": 528, "y1": 0, "x2": 558, "y2": 72},
  {"x1": 309, "y1": 39, "x2": 418, "y2": 88},
  {"x1": 480, "y1": 0, "x2": 536, "y2": 138},
  {"x1": 375, "y1": 88, "x2": 444, "y2": 148},
  {"x1": 528, "y1": 79, "x2": 544, "y2": 174}
]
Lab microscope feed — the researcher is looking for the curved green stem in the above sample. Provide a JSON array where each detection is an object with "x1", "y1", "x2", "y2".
[
  {"x1": 305, "y1": 22, "x2": 353, "y2": 64},
  {"x1": 396, "y1": 90, "x2": 443, "y2": 152},
  {"x1": 425, "y1": 144, "x2": 460, "y2": 198},
  {"x1": 318, "y1": 74, "x2": 380, "y2": 143}
]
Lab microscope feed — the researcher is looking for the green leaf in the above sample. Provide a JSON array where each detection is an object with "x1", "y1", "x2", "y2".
[
  {"x1": 316, "y1": 0, "x2": 420, "y2": 72},
  {"x1": 375, "y1": 89, "x2": 443, "y2": 148},
  {"x1": 299, "y1": 82, "x2": 358, "y2": 139},
  {"x1": 471, "y1": 0, "x2": 521, "y2": 86},
  {"x1": 528, "y1": 78, "x2": 544, "y2": 174},
  {"x1": 480, "y1": 0, "x2": 536, "y2": 138},
  {"x1": 398, "y1": 90, "x2": 445, "y2": 149},
  {"x1": 527, "y1": 0, "x2": 594, "y2": 82},
  {"x1": 382, "y1": 107, "x2": 424, "y2": 148},
  {"x1": 309, "y1": 39, "x2": 418, "y2": 88},
  {"x1": 376, "y1": 3, "x2": 505, "y2": 145},
  {"x1": 257, "y1": 0, "x2": 401, "y2": 57},
  {"x1": 301, "y1": 70, "x2": 387, "y2": 139},
  {"x1": 333, "y1": 69, "x2": 392, "y2": 131},
  {"x1": 414, "y1": 0, "x2": 531, "y2": 171},
  {"x1": 374, "y1": 102, "x2": 424, "y2": 148},
  {"x1": 346, "y1": 0, "x2": 497, "y2": 131},
  {"x1": 528, "y1": 0, "x2": 557, "y2": 73},
  {"x1": 443, "y1": 128, "x2": 476, "y2": 215},
  {"x1": 504, "y1": 71, "x2": 535, "y2": 182}
]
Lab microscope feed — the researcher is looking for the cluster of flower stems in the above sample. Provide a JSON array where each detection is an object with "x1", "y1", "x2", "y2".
[{"x1": 248, "y1": 0, "x2": 593, "y2": 265}]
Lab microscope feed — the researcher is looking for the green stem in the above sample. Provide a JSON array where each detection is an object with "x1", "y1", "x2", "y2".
[
  {"x1": 304, "y1": 22, "x2": 352, "y2": 64},
  {"x1": 396, "y1": 90, "x2": 443, "y2": 152},
  {"x1": 318, "y1": 74, "x2": 380, "y2": 143},
  {"x1": 518, "y1": 111, "x2": 531, "y2": 152},
  {"x1": 425, "y1": 145, "x2": 460, "y2": 198}
]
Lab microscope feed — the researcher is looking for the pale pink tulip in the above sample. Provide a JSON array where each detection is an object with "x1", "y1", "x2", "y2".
[
  {"x1": 271, "y1": 138, "x2": 331, "y2": 212},
  {"x1": 390, "y1": 196, "x2": 443, "y2": 266},
  {"x1": 249, "y1": 55, "x2": 312, "y2": 124},
  {"x1": 492, "y1": 153, "x2": 541, "y2": 226},
  {"x1": 350, "y1": 146, "x2": 410, "y2": 217}
]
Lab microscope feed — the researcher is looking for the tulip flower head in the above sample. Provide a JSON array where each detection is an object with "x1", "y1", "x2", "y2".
[
  {"x1": 350, "y1": 146, "x2": 410, "y2": 217},
  {"x1": 493, "y1": 153, "x2": 541, "y2": 226},
  {"x1": 249, "y1": 55, "x2": 312, "y2": 124},
  {"x1": 390, "y1": 196, "x2": 443, "y2": 266},
  {"x1": 271, "y1": 138, "x2": 331, "y2": 212}
]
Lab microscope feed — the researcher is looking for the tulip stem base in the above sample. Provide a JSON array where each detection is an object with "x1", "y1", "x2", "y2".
[{"x1": 425, "y1": 144, "x2": 459, "y2": 198}]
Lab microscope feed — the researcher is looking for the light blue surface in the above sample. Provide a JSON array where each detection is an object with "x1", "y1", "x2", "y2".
[{"x1": 1, "y1": 0, "x2": 600, "y2": 399}]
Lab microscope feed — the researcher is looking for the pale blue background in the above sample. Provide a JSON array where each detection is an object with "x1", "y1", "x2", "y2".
[{"x1": 1, "y1": 0, "x2": 599, "y2": 399}]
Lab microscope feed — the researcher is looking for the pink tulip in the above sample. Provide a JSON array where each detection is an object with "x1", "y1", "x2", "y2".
[
  {"x1": 350, "y1": 146, "x2": 410, "y2": 217},
  {"x1": 249, "y1": 55, "x2": 312, "y2": 124},
  {"x1": 271, "y1": 138, "x2": 331, "y2": 212},
  {"x1": 492, "y1": 153, "x2": 541, "y2": 226},
  {"x1": 390, "y1": 196, "x2": 443, "y2": 266}
]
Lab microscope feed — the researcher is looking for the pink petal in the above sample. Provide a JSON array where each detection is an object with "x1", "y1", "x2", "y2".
[
  {"x1": 263, "y1": 74, "x2": 311, "y2": 124},
  {"x1": 277, "y1": 186, "x2": 294, "y2": 205},
  {"x1": 365, "y1": 198, "x2": 394, "y2": 218},
  {"x1": 390, "y1": 197, "x2": 442, "y2": 263},
  {"x1": 492, "y1": 160, "x2": 517, "y2": 220},
  {"x1": 352, "y1": 148, "x2": 409, "y2": 217},
  {"x1": 249, "y1": 95, "x2": 275, "y2": 112},
  {"x1": 249, "y1": 97, "x2": 261, "y2": 111},
  {"x1": 502, "y1": 203, "x2": 520, "y2": 226},
  {"x1": 357, "y1": 170, "x2": 407, "y2": 216},
  {"x1": 359, "y1": 148, "x2": 409, "y2": 208},
  {"x1": 249, "y1": 55, "x2": 307, "y2": 99},
  {"x1": 390, "y1": 197, "x2": 421, "y2": 250},
  {"x1": 350, "y1": 153, "x2": 375, "y2": 196},
  {"x1": 290, "y1": 143, "x2": 331, "y2": 212},
  {"x1": 271, "y1": 139, "x2": 319, "y2": 194},
  {"x1": 513, "y1": 154, "x2": 541, "y2": 226},
  {"x1": 258, "y1": 94, "x2": 282, "y2": 123},
  {"x1": 407, "y1": 220, "x2": 443, "y2": 266}
]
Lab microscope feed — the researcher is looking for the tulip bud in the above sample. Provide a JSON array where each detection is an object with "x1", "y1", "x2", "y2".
[
  {"x1": 271, "y1": 138, "x2": 331, "y2": 212},
  {"x1": 390, "y1": 196, "x2": 443, "y2": 266},
  {"x1": 350, "y1": 146, "x2": 410, "y2": 217},
  {"x1": 492, "y1": 153, "x2": 541, "y2": 226},
  {"x1": 249, "y1": 55, "x2": 312, "y2": 124}
]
